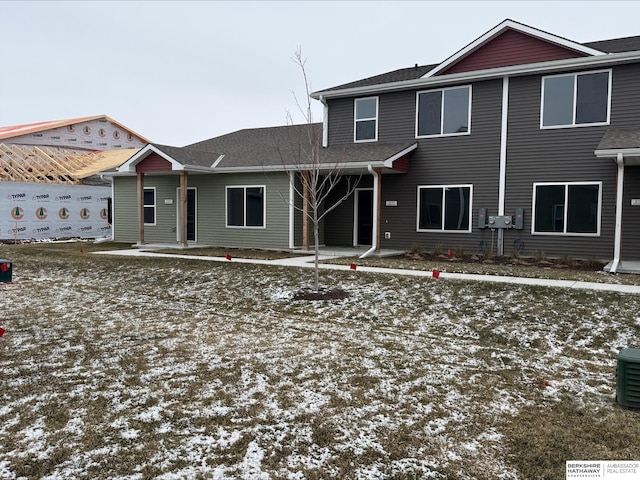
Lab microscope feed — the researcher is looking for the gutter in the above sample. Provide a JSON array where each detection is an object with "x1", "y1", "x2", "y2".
[
  {"x1": 611, "y1": 153, "x2": 625, "y2": 273},
  {"x1": 359, "y1": 165, "x2": 379, "y2": 259}
]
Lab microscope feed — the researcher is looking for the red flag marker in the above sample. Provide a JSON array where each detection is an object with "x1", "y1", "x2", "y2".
[
  {"x1": 80, "y1": 248, "x2": 84, "y2": 254},
  {"x1": 0, "y1": 327, "x2": 5, "y2": 337},
  {"x1": 447, "y1": 249, "x2": 453, "y2": 257},
  {"x1": 350, "y1": 263, "x2": 357, "y2": 270},
  {"x1": 432, "y1": 268, "x2": 440, "y2": 279},
  {"x1": 226, "y1": 254, "x2": 232, "y2": 261}
]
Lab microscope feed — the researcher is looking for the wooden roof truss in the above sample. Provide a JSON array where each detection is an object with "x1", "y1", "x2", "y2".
[{"x1": 0, "y1": 144, "x2": 138, "y2": 184}]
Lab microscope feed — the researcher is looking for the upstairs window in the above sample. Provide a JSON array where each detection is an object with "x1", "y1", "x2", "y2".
[
  {"x1": 416, "y1": 86, "x2": 471, "y2": 138},
  {"x1": 532, "y1": 182, "x2": 601, "y2": 235},
  {"x1": 354, "y1": 97, "x2": 378, "y2": 142},
  {"x1": 143, "y1": 188, "x2": 156, "y2": 225},
  {"x1": 226, "y1": 186, "x2": 265, "y2": 228},
  {"x1": 417, "y1": 185, "x2": 472, "y2": 232},
  {"x1": 541, "y1": 70, "x2": 610, "y2": 128}
]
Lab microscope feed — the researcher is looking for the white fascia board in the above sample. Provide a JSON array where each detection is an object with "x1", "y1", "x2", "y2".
[
  {"x1": 425, "y1": 20, "x2": 605, "y2": 78},
  {"x1": 312, "y1": 50, "x2": 640, "y2": 100},
  {"x1": 212, "y1": 161, "x2": 388, "y2": 174},
  {"x1": 116, "y1": 144, "x2": 185, "y2": 172},
  {"x1": 383, "y1": 143, "x2": 418, "y2": 168},
  {"x1": 595, "y1": 148, "x2": 640, "y2": 158}
]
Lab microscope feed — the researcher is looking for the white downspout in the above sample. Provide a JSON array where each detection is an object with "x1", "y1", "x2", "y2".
[
  {"x1": 360, "y1": 165, "x2": 379, "y2": 258},
  {"x1": 611, "y1": 152, "x2": 625, "y2": 273},
  {"x1": 497, "y1": 76, "x2": 509, "y2": 255},
  {"x1": 288, "y1": 171, "x2": 295, "y2": 249},
  {"x1": 320, "y1": 95, "x2": 329, "y2": 148}
]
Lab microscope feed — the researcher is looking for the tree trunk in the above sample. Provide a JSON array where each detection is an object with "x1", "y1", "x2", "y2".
[{"x1": 313, "y1": 212, "x2": 320, "y2": 292}]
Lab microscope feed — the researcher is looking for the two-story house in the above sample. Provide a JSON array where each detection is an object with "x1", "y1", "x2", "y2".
[
  {"x1": 312, "y1": 19, "x2": 640, "y2": 272},
  {"x1": 108, "y1": 19, "x2": 640, "y2": 272}
]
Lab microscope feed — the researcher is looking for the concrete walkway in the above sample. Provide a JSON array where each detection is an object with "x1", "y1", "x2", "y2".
[{"x1": 94, "y1": 248, "x2": 640, "y2": 295}]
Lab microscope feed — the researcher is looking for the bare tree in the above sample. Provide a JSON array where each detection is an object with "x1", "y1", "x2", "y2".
[{"x1": 285, "y1": 48, "x2": 361, "y2": 292}]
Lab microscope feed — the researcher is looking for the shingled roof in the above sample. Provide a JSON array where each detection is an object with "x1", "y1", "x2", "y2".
[
  {"x1": 584, "y1": 35, "x2": 640, "y2": 53},
  {"x1": 116, "y1": 123, "x2": 416, "y2": 174},
  {"x1": 315, "y1": 26, "x2": 640, "y2": 96}
]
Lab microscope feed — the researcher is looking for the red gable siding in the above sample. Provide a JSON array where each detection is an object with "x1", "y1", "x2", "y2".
[
  {"x1": 391, "y1": 155, "x2": 409, "y2": 173},
  {"x1": 440, "y1": 29, "x2": 587, "y2": 75},
  {"x1": 136, "y1": 153, "x2": 173, "y2": 173}
]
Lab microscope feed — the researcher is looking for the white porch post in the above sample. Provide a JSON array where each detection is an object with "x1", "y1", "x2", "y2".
[{"x1": 611, "y1": 153, "x2": 625, "y2": 273}]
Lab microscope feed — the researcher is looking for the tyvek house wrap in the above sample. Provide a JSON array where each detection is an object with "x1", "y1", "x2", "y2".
[{"x1": 0, "y1": 182, "x2": 111, "y2": 240}]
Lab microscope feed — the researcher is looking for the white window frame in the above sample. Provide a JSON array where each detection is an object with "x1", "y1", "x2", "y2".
[
  {"x1": 540, "y1": 69, "x2": 612, "y2": 129},
  {"x1": 531, "y1": 181, "x2": 602, "y2": 236},
  {"x1": 225, "y1": 185, "x2": 266, "y2": 229},
  {"x1": 143, "y1": 187, "x2": 156, "y2": 226},
  {"x1": 416, "y1": 184, "x2": 473, "y2": 233},
  {"x1": 354, "y1": 96, "x2": 378, "y2": 143},
  {"x1": 415, "y1": 85, "x2": 472, "y2": 139}
]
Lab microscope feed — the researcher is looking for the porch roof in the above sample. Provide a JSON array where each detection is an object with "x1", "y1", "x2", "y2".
[
  {"x1": 595, "y1": 128, "x2": 640, "y2": 164},
  {"x1": 115, "y1": 123, "x2": 417, "y2": 174}
]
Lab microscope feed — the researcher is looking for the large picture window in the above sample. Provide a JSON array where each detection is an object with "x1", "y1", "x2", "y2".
[
  {"x1": 226, "y1": 186, "x2": 265, "y2": 228},
  {"x1": 143, "y1": 187, "x2": 155, "y2": 225},
  {"x1": 416, "y1": 86, "x2": 471, "y2": 137},
  {"x1": 541, "y1": 70, "x2": 610, "y2": 128},
  {"x1": 354, "y1": 97, "x2": 378, "y2": 142},
  {"x1": 417, "y1": 185, "x2": 472, "y2": 232},
  {"x1": 533, "y1": 182, "x2": 601, "y2": 235}
]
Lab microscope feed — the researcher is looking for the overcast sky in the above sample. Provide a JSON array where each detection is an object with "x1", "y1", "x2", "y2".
[{"x1": 2, "y1": 1, "x2": 640, "y2": 146}]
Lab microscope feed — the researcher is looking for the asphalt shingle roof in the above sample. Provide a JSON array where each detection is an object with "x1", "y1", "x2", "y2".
[
  {"x1": 596, "y1": 128, "x2": 640, "y2": 151},
  {"x1": 146, "y1": 124, "x2": 415, "y2": 171},
  {"x1": 584, "y1": 36, "x2": 640, "y2": 53},
  {"x1": 315, "y1": 33, "x2": 640, "y2": 95}
]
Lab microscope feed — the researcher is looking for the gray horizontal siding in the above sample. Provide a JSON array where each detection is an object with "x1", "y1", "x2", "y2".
[
  {"x1": 114, "y1": 172, "x2": 292, "y2": 250},
  {"x1": 113, "y1": 176, "x2": 180, "y2": 243},
  {"x1": 502, "y1": 65, "x2": 640, "y2": 260},
  {"x1": 325, "y1": 63, "x2": 640, "y2": 261}
]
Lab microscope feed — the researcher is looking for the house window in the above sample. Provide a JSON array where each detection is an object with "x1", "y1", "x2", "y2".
[
  {"x1": 354, "y1": 97, "x2": 378, "y2": 142},
  {"x1": 416, "y1": 86, "x2": 471, "y2": 137},
  {"x1": 226, "y1": 186, "x2": 265, "y2": 228},
  {"x1": 532, "y1": 182, "x2": 601, "y2": 235},
  {"x1": 541, "y1": 70, "x2": 610, "y2": 128},
  {"x1": 143, "y1": 188, "x2": 155, "y2": 225},
  {"x1": 417, "y1": 185, "x2": 472, "y2": 232}
]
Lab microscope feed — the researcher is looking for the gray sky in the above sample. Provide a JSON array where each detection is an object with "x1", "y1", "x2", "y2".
[{"x1": 2, "y1": 1, "x2": 640, "y2": 146}]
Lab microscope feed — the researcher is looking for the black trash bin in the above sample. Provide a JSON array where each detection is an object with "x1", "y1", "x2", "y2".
[{"x1": 0, "y1": 260, "x2": 12, "y2": 283}]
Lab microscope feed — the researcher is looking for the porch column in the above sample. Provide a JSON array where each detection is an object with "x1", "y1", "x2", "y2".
[
  {"x1": 302, "y1": 171, "x2": 310, "y2": 250},
  {"x1": 179, "y1": 171, "x2": 188, "y2": 247},
  {"x1": 611, "y1": 153, "x2": 625, "y2": 273},
  {"x1": 374, "y1": 167, "x2": 382, "y2": 252},
  {"x1": 137, "y1": 172, "x2": 144, "y2": 245}
]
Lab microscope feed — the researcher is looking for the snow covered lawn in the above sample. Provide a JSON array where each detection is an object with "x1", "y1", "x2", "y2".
[{"x1": 0, "y1": 243, "x2": 639, "y2": 479}]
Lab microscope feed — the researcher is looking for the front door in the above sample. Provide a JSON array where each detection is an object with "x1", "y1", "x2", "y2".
[
  {"x1": 177, "y1": 187, "x2": 197, "y2": 242},
  {"x1": 355, "y1": 189, "x2": 373, "y2": 245}
]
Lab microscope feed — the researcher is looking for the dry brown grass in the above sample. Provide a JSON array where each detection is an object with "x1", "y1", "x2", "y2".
[{"x1": 0, "y1": 241, "x2": 639, "y2": 479}]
